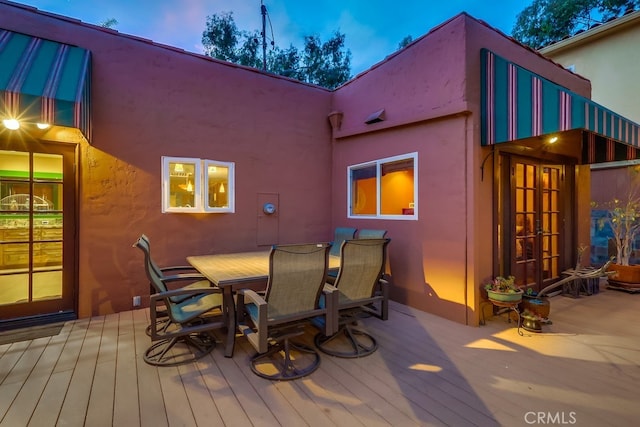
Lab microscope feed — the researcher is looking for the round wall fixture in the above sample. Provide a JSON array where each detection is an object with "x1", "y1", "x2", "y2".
[{"x1": 263, "y1": 202, "x2": 276, "y2": 215}]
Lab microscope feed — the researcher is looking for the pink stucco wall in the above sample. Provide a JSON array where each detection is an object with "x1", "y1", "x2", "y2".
[
  {"x1": 0, "y1": 4, "x2": 596, "y2": 326},
  {"x1": 0, "y1": 2, "x2": 334, "y2": 317},
  {"x1": 330, "y1": 14, "x2": 593, "y2": 325}
]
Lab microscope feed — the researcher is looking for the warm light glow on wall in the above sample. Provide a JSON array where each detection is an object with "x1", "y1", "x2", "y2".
[{"x1": 2, "y1": 119, "x2": 20, "y2": 130}]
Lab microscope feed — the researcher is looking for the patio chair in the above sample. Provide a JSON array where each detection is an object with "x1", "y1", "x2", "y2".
[
  {"x1": 143, "y1": 261, "x2": 224, "y2": 366},
  {"x1": 328, "y1": 227, "x2": 357, "y2": 282},
  {"x1": 315, "y1": 238, "x2": 391, "y2": 358},
  {"x1": 133, "y1": 234, "x2": 212, "y2": 335},
  {"x1": 357, "y1": 229, "x2": 388, "y2": 239},
  {"x1": 330, "y1": 227, "x2": 357, "y2": 257},
  {"x1": 236, "y1": 242, "x2": 337, "y2": 380},
  {"x1": 136, "y1": 234, "x2": 204, "y2": 282}
]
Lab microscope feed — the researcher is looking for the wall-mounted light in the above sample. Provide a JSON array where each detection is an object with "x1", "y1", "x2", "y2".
[
  {"x1": 548, "y1": 136, "x2": 558, "y2": 144},
  {"x1": 36, "y1": 123, "x2": 50, "y2": 130},
  {"x1": 2, "y1": 119, "x2": 20, "y2": 130}
]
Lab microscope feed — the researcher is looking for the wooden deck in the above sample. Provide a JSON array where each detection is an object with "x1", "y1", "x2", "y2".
[{"x1": 1, "y1": 283, "x2": 639, "y2": 426}]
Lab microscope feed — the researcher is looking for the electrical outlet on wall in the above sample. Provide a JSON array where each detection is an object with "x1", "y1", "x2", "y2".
[{"x1": 133, "y1": 296, "x2": 141, "y2": 307}]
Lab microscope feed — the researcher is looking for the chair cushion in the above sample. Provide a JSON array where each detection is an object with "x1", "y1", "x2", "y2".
[{"x1": 170, "y1": 292, "x2": 223, "y2": 324}]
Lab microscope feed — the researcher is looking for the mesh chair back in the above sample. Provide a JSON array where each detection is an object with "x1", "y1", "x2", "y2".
[
  {"x1": 138, "y1": 234, "x2": 164, "y2": 277},
  {"x1": 265, "y1": 243, "x2": 330, "y2": 319},
  {"x1": 334, "y1": 238, "x2": 390, "y2": 301},
  {"x1": 357, "y1": 229, "x2": 388, "y2": 239},
  {"x1": 133, "y1": 235, "x2": 169, "y2": 293},
  {"x1": 330, "y1": 227, "x2": 357, "y2": 256}
]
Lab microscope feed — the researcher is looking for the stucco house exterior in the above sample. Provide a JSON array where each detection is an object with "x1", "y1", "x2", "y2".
[
  {"x1": 540, "y1": 10, "x2": 640, "y2": 264},
  {"x1": 2, "y1": 0, "x2": 639, "y2": 330}
]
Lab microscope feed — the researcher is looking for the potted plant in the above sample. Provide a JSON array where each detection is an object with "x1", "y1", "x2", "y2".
[
  {"x1": 484, "y1": 276, "x2": 523, "y2": 303},
  {"x1": 521, "y1": 288, "x2": 551, "y2": 321},
  {"x1": 520, "y1": 309, "x2": 543, "y2": 333},
  {"x1": 594, "y1": 166, "x2": 640, "y2": 285}
]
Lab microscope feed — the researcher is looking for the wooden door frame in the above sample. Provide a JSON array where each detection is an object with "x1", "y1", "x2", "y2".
[
  {"x1": 0, "y1": 137, "x2": 78, "y2": 328},
  {"x1": 495, "y1": 150, "x2": 577, "y2": 291}
]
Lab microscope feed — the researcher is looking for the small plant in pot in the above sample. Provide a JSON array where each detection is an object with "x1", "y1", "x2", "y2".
[
  {"x1": 484, "y1": 276, "x2": 523, "y2": 303},
  {"x1": 521, "y1": 288, "x2": 551, "y2": 323},
  {"x1": 520, "y1": 309, "x2": 543, "y2": 333}
]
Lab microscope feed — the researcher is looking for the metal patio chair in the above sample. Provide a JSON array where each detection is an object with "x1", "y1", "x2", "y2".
[
  {"x1": 143, "y1": 261, "x2": 224, "y2": 366},
  {"x1": 236, "y1": 242, "x2": 337, "y2": 380},
  {"x1": 357, "y1": 229, "x2": 388, "y2": 239},
  {"x1": 328, "y1": 227, "x2": 357, "y2": 282},
  {"x1": 133, "y1": 234, "x2": 213, "y2": 335},
  {"x1": 315, "y1": 238, "x2": 391, "y2": 358}
]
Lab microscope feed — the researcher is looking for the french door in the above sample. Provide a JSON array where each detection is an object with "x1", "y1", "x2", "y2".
[
  {"x1": 0, "y1": 140, "x2": 76, "y2": 325},
  {"x1": 505, "y1": 157, "x2": 566, "y2": 291}
]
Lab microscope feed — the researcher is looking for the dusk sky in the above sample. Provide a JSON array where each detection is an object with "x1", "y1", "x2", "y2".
[{"x1": 16, "y1": 0, "x2": 529, "y2": 75}]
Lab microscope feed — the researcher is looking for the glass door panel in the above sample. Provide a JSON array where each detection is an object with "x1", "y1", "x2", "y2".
[
  {"x1": 0, "y1": 144, "x2": 73, "y2": 320},
  {"x1": 510, "y1": 159, "x2": 564, "y2": 290}
]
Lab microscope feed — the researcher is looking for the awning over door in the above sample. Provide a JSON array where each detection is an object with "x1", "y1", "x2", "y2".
[
  {"x1": 0, "y1": 29, "x2": 91, "y2": 142},
  {"x1": 481, "y1": 49, "x2": 640, "y2": 163}
]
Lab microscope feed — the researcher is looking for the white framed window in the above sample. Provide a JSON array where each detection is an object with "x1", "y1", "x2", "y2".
[
  {"x1": 348, "y1": 152, "x2": 417, "y2": 220},
  {"x1": 162, "y1": 156, "x2": 235, "y2": 213},
  {"x1": 204, "y1": 160, "x2": 235, "y2": 213}
]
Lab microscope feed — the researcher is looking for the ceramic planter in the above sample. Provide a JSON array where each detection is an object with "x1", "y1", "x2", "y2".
[
  {"x1": 607, "y1": 263, "x2": 640, "y2": 286},
  {"x1": 521, "y1": 295, "x2": 551, "y2": 319},
  {"x1": 486, "y1": 288, "x2": 523, "y2": 303}
]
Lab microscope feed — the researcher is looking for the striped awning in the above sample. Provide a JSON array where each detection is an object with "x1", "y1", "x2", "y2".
[
  {"x1": 481, "y1": 49, "x2": 640, "y2": 163},
  {"x1": 0, "y1": 29, "x2": 91, "y2": 142}
]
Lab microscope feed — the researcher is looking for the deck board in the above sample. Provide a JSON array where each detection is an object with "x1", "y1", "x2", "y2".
[{"x1": 0, "y1": 285, "x2": 639, "y2": 426}]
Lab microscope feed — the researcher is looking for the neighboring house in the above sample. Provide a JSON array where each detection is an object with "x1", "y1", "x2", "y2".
[
  {"x1": 540, "y1": 10, "x2": 640, "y2": 264},
  {"x1": 1, "y1": 0, "x2": 639, "y2": 329}
]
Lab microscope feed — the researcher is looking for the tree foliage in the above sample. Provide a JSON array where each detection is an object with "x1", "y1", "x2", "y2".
[
  {"x1": 512, "y1": 0, "x2": 640, "y2": 49},
  {"x1": 201, "y1": 12, "x2": 351, "y2": 89},
  {"x1": 398, "y1": 35, "x2": 413, "y2": 50},
  {"x1": 99, "y1": 18, "x2": 118, "y2": 29}
]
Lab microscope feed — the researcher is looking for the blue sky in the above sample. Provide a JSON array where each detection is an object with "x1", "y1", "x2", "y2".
[{"x1": 16, "y1": 0, "x2": 530, "y2": 75}]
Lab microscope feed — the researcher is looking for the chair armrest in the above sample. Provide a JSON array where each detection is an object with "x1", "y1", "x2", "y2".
[
  {"x1": 159, "y1": 265, "x2": 199, "y2": 273},
  {"x1": 323, "y1": 283, "x2": 338, "y2": 293},
  {"x1": 158, "y1": 275, "x2": 219, "y2": 291},
  {"x1": 150, "y1": 286, "x2": 220, "y2": 303},
  {"x1": 160, "y1": 273, "x2": 207, "y2": 282},
  {"x1": 237, "y1": 289, "x2": 269, "y2": 353},
  {"x1": 322, "y1": 284, "x2": 339, "y2": 335},
  {"x1": 239, "y1": 289, "x2": 268, "y2": 306},
  {"x1": 378, "y1": 279, "x2": 389, "y2": 320}
]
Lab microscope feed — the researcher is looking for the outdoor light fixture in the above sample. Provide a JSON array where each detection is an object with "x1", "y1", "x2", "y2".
[
  {"x1": 36, "y1": 123, "x2": 50, "y2": 129},
  {"x1": 548, "y1": 136, "x2": 558, "y2": 144},
  {"x1": 2, "y1": 119, "x2": 20, "y2": 130}
]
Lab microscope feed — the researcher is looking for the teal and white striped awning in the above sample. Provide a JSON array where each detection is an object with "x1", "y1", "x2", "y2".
[
  {"x1": 481, "y1": 49, "x2": 640, "y2": 163},
  {"x1": 0, "y1": 29, "x2": 91, "y2": 142}
]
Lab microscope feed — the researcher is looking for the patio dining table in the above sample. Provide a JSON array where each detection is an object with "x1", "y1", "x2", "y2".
[{"x1": 187, "y1": 250, "x2": 340, "y2": 357}]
